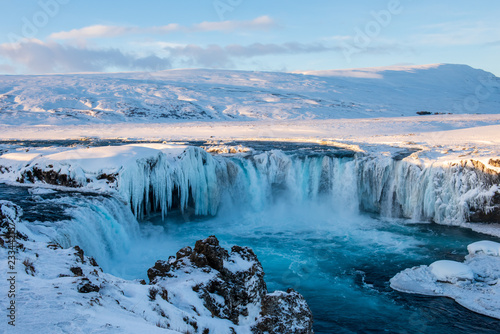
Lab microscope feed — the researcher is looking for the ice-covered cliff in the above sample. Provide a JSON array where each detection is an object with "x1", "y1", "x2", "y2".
[{"x1": 1, "y1": 142, "x2": 498, "y2": 228}]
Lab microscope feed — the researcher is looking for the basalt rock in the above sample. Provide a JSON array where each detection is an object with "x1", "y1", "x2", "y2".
[
  {"x1": 253, "y1": 288, "x2": 314, "y2": 334},
  {"x1": 489, "y1": 158, "x2": 500, "y2": 168},
  {"x1": 469, "y1": 191, "x2": 500, "y2": 223},
  {"x1": 18, "y1": 166, "x2": 80, "y2": 187},
  {"x1": 77, "y1": 278, "x2": 100, "y2": 293},
  {"x1": 147, "y1": 236, "x2": 314, "y2": 333},
  {"x1": 147, "y1": 260, "x2": 172, "y2": 283},
  {"x1": 0, "y1": 200, "x2": 28, "y2": 243}
]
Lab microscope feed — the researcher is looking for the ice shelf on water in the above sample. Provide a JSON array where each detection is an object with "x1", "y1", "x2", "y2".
[{"x1": 391, "y1": 240, "x2": 500, "y2": 320}]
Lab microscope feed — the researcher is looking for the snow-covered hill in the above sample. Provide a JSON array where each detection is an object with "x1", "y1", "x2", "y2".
[{"x1": 0, "y1": 64, "x2": 499, "y2": 125}]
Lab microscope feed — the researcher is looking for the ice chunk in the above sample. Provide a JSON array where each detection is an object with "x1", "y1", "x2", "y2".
[
  {"x1": 429, "y1": 260, "x2": 474, "y2": 283},
  {"x1": 28, "y1": 187, "x2": 57, "y2": 195},
  {"x1": 467, "y1": 240, "x2": 500, "y2": 257}
]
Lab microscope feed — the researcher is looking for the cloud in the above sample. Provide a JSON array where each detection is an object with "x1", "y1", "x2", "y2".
[
  {"x1": 163, "y1": 42, "x2": 336, "y2": 68},
  {"x1": 412, "y1": 21, "x2": 500, "y2": 46},
  {"x1": 191, "y1": 15, "x2": 276, "y2": 32},
  {"x1": 0, "y1": 64, "x2": 15, "y2": 74},
  {"x1": 163, "y1": 42, "x2": 409, "y2": 68},
  {"x1": 0, "y1": 36, "x2": 412, "y2": 73},
  {"x1": 0, "y1": 40, "x2": 171, "y2": 73},
  {"x1": 49, "y1": 25, "x2": 134, "y2": 40},
  {"x1": 49, "y1": 16, "x2": 276, "y2": 41}
]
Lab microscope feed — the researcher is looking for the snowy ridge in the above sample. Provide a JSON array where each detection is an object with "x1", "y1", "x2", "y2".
[
  {"x1": 1, "y1": 64, "x2": 499, "y2": 125},
  {"x1": 1, "y1": 143, "x2": 498, "y2": 229}
]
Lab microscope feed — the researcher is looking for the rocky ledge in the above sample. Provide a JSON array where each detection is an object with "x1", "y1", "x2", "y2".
[{"x1": 147, "y1": 235, "x2": 314, "y2": 334}]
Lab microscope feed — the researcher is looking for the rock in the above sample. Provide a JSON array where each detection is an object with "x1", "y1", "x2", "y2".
[
  {"x1": 147, "y1": 260, "x2": 171, "y2": 283},
  {"x1": 176, "y1": 246, "x2": 193, "y2": 259},
  {"x1": 253, "y1": 289, "x2": 314, "y2": 334},
  {"x1": 77, "y1": 279, "x2": 100, "y2": 293},
  {"x1": 73, "y1": 245, "x2": 85, "y2": 263},
  {"x1": 191, "y1": 235, "x2": 228, "y2": 272},
  {"x1": 96, "y1": 173, "x2": 117, "y2": 183},
  {"x1": 0, "y1": 200, "x2": 28, "y2": 242},
  {"x1": 147, "y1": 236, "x2": 314, "y2": 333},
  {"x1": 489, "y1": 158, "x2": 500, "y2": 168},
  {"x1": 19, "y1": 166, "x2": 80, "y2": 187},
  {"x1": 469, "y1": 191, "x2": 500, "y2": 223},
  {"x1": 70, "y1": 267, "x2": 84, "y2": 277}
]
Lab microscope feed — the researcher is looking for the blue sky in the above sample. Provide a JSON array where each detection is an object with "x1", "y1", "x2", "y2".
[{"x1": 1, "y1": 0, "x2": 499, "y2": 75}]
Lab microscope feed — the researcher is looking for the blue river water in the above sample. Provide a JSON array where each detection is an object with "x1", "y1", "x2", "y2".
[{"x1": 2, "y1": 177, "x2": 500, "y2": 333}]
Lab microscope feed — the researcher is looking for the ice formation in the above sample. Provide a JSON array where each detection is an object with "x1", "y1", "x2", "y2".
[
  {"x1": 391, "y1": 240, "x2": 500, "y2": 320},
  {"x1": 0, "y1": 143, "x2": 498, "y2": 228}
]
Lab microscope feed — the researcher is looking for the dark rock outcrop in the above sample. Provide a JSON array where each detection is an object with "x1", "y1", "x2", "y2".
[
  {"x1": 147, "y1": 259, "x2": 172, "y2": 282},
  {"x1": 147, "y1": 235, "x2": 314, "y2": 333},
  {"x1": 77, "y1": 278, "x2": 100, "y2": 293},
  {"x1": 254, "y1": 288, "x2": 314, "y2": 334},
  {"x1": 469, "y1": 191, "x2": 500, "y2": 223},
  {"x1": 18, "y1": 166, "x2": 80, "y2": 187},
  {"x1": 0, "y1": 200, "x2": 28, "y2": 244},
  {"x1": 489, "y1": 159, "x2": 500, "y2": 168}
]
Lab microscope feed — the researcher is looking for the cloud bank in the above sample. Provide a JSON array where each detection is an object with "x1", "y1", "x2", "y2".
[{"x1": 0, "y1": 40, "x2": 171, "y2": 73}]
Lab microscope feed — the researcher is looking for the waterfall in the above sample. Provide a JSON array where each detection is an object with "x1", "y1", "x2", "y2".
[{"x1": 113, "y1": 146, "x2": 498, "y2": 225}]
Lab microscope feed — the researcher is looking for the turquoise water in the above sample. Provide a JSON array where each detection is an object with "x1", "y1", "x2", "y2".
[
  {"x1": 129, "y1": 201, "x2": 500, "y2": 334},
  {"x1": 2, "y1": 183, "x2": 500, "y2": 333}
]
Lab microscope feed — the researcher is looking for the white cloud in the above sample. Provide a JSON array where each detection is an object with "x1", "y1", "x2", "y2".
[
  {"x1": 49, "y1": 16, "x2": 277, "y2": 41},
  {"x1": 191, "y1": 15, "x2": 276, "y2": 32},
  {"x1": 49, "y1": 25, "x2": 133, "y2": 40}
]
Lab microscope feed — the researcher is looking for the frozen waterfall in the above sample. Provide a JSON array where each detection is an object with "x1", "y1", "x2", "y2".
[{"x1": 114, "y1": 146, "x2": 499, "y2": 225}]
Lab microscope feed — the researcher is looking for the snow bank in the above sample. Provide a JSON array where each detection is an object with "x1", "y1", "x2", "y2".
[
  {"x1": 467, "y1": 240, "x2": 500, "y2": 256},
  {"x1": 429, "y1": 260, "x2": 474, "y2": 283},
  {"x1": 391, "y1": 240, "x2": 500, "y2": 320}
]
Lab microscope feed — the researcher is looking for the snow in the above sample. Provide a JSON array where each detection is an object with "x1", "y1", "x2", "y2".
[
  {"x1": 391, "y1": 241, "x2": 500, "y2": 320},
  {"x1": 224, "y1": 253, "x2": 254, "y2": 273},
  {"x1": 429, "y1": 260, "x2": 474, "y2": 283},
  {"x1": 0, "y1": 64, "x2": 499, "y2": 126},
  {"x1": 28, "y1": 187, "x2": 56, "y2": 195},
  {"x1": 468, "y1": 240, "x2": 500, "y2": 256}
]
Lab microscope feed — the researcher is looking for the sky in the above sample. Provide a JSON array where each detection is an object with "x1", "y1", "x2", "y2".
[{"x1": 0, "y1": 0, "x2": 499, "y2": 75}]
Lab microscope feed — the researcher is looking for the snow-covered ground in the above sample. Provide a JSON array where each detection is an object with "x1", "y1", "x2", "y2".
[{"x1": 0, "y1": 64, "x2": 499, "y2": 125}]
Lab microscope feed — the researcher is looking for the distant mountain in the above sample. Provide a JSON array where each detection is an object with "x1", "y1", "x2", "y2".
[{"x1": 0, "y1": 64, "x2": 499, "y2": 125}]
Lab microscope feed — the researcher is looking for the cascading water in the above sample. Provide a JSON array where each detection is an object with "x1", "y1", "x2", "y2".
[{"x1": 113, "y1": 145, "x2": 498, "y2": 227}]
